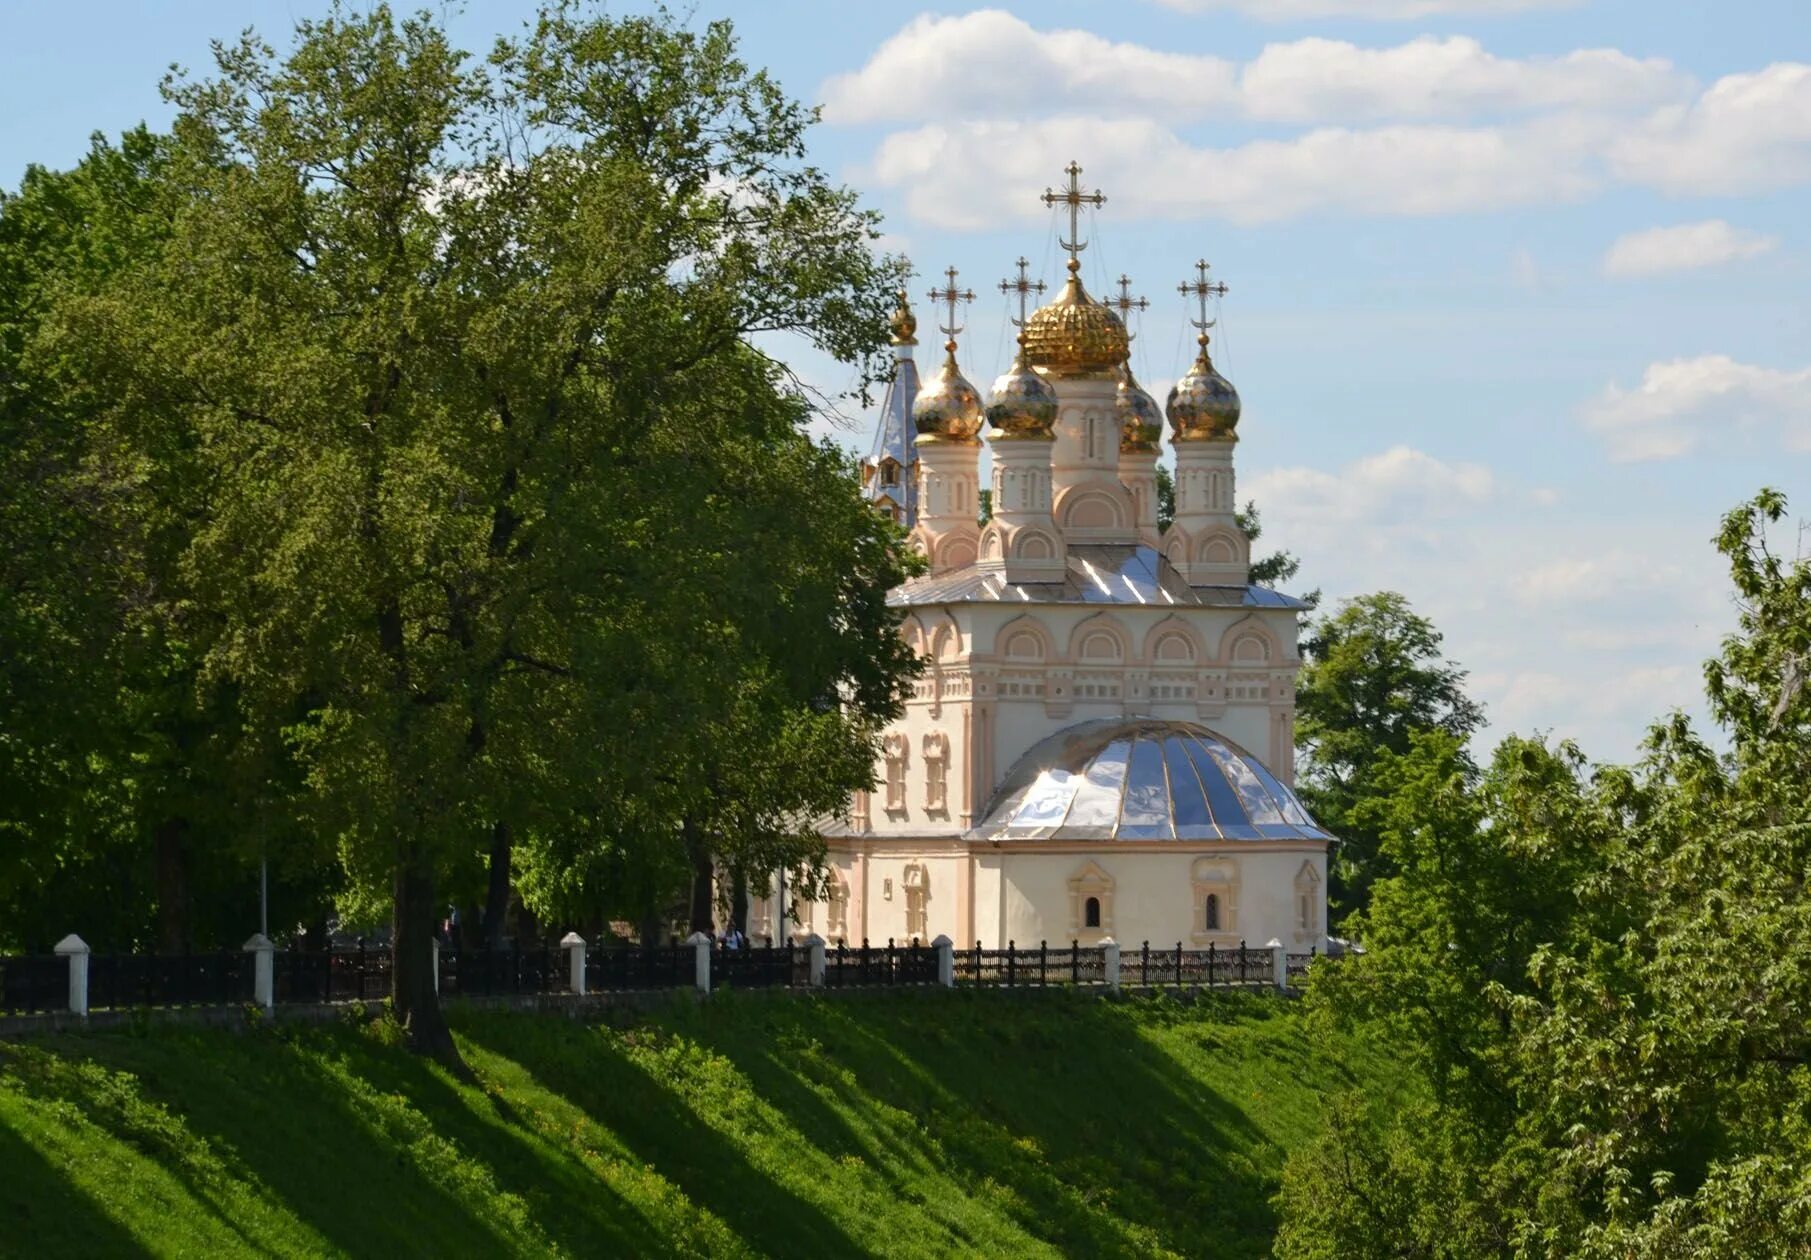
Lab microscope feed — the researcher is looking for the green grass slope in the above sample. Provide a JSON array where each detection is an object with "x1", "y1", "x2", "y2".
[{"x1": 0, "y1": 990, "x2": 1407, "y2": 1259}]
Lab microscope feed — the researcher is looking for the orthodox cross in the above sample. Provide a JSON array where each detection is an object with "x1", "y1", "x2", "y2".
[
  {"x1": 927, "y1": 264, "x2": 975, "y2": 348},
  {"x1": 1110, "y1": 274, "x2": 1149, "y2": 342},
  {"x1": 1041, "y1": 160, "x2": 1106, "y2": 266},
  {"x1": 999, "y1": 256, "x2": 1046, "y2": 330},
  {"x1": 1180, "y1": 258, "x2": 1229, "y2": 337}
]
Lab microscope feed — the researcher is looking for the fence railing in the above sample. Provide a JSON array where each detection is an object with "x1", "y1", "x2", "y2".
[
  {"x1": 6, "y1": 930, "x2": 1319, "y2": 1020},
  {"x1": 825, "y1": 939, "x2": 940, "y2": 988}
]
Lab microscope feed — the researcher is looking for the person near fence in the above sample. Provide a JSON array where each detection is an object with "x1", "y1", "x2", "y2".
[{"x1": 720, "y1": 924, "x2": 745, "y2": 951}]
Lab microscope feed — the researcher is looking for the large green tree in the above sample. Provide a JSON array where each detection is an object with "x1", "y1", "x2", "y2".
[
  {"x1": 1295, "y1": 591, "x2": 1484, "y2": 923},
  {"x1": 1277, "y1": 490, "x2": 1811, "y2": 1258},
  {"x1": 47, "y1": 4, "x2": 911, "y2": 1056}
]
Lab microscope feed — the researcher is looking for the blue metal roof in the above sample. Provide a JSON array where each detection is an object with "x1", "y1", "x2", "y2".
[
  {"x1": 862, "y1": 352, "x2": 920, "y2": 525},
  {"x1": 972, "y1": 718, "x2": 1332, "y2": 843},
  {"x1": 888, "y1": 544, "x2": 1314, "y2": 610}
]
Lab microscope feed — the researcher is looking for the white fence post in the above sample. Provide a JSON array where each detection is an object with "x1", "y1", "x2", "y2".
[
  {"x1": 562, "y1": 932, "x2": 588, "y2": 996},
  {"x1": 53, "y1": 934, "x2": 90, "y2": 1017},
  {"x1": 431, "y1": 936, "x2": 441, "y2": 996},
  {"x1": 243, "y1": 933, "x2": 275, "y2": 1010},
  {"x1": 932, "y1": 934, "x2": 955, "y2": 987},
  {"x1": 687, "y1": 931, "x2": 713, "y2": 995},
  {"x1": 1267, "y1": 938, "x2": 1288, "y2": 992},
  {"x1": 1101, "y1": 937, "x2": 1121, "y2": 994},
  {"x1": 802, "y1": 933, "x2": 826, "y2": 988}
]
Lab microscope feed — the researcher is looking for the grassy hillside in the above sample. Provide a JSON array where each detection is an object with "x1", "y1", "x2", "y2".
[{"x1": 0, "y1": 990, "x2": 1409, "y2": 1258}]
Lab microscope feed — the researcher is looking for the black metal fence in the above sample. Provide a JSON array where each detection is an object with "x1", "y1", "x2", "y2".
[
  {"x1": 712, "y1": 944, "x2": 800, "y2": 989},
  {"x1": 825, "y1": 939, "x2": 939, "y2": 988},
  {"x1": 4, "y1": 935, "x2": 1312, "y2": 1018},
  {"x1": 1124, "y1": 941, "x2": 1272, "y2": 990},
  {"x1": 588, "y1": 944, "x2": 696, "y2": 992},
  {"x1": 953, "y1": 940, "x2": 1110, "y2": 987},
  {"x1": 0, "y1": 955, "x2": 69, "y2": 1015}
]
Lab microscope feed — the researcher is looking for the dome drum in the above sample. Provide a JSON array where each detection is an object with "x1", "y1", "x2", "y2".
[{"x1": 973, "y1": 719, "x2": 1329, "y2": 842}]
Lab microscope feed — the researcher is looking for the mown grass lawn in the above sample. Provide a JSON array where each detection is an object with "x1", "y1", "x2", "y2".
[{"x1": 0, "y1": 988, "x2": 1409, "y2": 1258}]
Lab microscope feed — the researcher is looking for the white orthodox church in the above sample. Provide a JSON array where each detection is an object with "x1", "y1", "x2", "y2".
[{"x1": 774, "y1": 164, "x2": 1332, "y2": 955}]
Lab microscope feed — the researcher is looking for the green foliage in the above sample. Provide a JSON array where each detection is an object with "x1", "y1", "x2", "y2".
[
  {"x1": 0, "y1": 995, "x2": 1410, "y2": 1257},
  {"x1": 1294, "y1": 592, "x2": 1485, "y2": 923},
  {"x1": 1277, "y1": 491, "x2": 1811, "y2": 1259},
  {"x1": 6, "y1": 5, "x2": 917, "y2": 1035}
]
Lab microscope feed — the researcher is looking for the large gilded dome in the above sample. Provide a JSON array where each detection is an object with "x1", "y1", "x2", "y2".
[
  {"x1": 913, "y1": 341, "x2": 984, "y2": 440},
  {"x1": 1117, "y1": 364, "x2": 1163, "y2": 453},
  {"x1": 1167, "y1": 337, "x2": 1241, "y2": 441},
  {"x1": 973, "y1": 718, "x2": 1330, "y2": 842},
  {"x1": 1021, "y1": 261, "x2": 1129, "y2": 380}
]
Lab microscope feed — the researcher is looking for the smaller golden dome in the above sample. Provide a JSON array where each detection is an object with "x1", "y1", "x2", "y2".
[
  {"x1": 913, "y1": 341, "x2": 984, "y2": 440},
  {"x1": 1167, "y1": 337, "x2": 1241, "y2": 441},
  {"x1": 889, "y1": 290, "x2": 917, "y2": 346},
  {"x1": 986, "y1": 338, "x2": 1060, "y2": 439},
  {"x1": 1117, "y1": 364, "x2": 1163, "y2": 453},
  {"x1": 1021, "y1": 260, "x2": 1129, "y2": 379}
]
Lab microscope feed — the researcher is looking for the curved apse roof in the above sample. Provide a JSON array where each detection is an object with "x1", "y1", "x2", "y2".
[{"x1": 973, "y1": 719, "x2": 1332, "y2": 843}]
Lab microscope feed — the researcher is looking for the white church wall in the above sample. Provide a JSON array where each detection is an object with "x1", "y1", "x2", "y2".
[{"x1": 982, "y1": 847, "x2": 1329, "y2": 953}]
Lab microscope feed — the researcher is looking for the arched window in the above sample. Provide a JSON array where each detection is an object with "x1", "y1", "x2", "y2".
[
  {"x1": 1084, "y1": 896, "x2": 1101, "y2": 929},
  {"x1": 1204, "y1": 893, "x2": 1221, "y2": 932}
]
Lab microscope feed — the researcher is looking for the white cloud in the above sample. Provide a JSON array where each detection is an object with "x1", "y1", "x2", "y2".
[
  {"x1": 1152, "y1": 0, "x2": 1576, "y2": 17},
  {"x1": 1581, "y1": 355, "x2": 1811, "y2": 461},
  {"x1": 1601, "y1": 220, "x2": 1778, "y2": 278},
  {"x1": 824, "y1": 20, "x2": 1682, "y2": 127},
  {"x1": 1245, "y1": 446, "x2": 1494, "y2": 547},
  {"x1": 820, "y1": 11, "x2": 1236, "y2": 125},
  {"x1": 1240, "y1": 36, "x2": 1685, "y2": 123},
  {"x1": 865, "y1": 115, "x2": 1604, "y2": 227},
  {"x1": 1509, "y1": 553, "x2": 1688, "y2": 606},
  {"x1": 1612, "y1": 63, "x2": 1811, "y2": 195}
]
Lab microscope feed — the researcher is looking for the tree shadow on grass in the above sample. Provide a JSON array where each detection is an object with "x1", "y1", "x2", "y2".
[
  {"x1": 457, "y1": 1009, "x2": 872, "y2": 1259},
  {"x1": 17, "y1": 1027, "x2": 518, "y2": 1257},
  {"x1": 342, "y1": 1024, "x2": 677, "y2": 1257},
  {"x1": 668, "y1": 990, "x2": 1289, "y2": 1259},
  {"x1": 0, "y1": 1116, "x2": 149, "y2": 1257}
]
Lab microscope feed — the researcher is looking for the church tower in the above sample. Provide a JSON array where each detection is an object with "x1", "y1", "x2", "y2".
[
  {"x1": 819, "y1": 161, "x2": 1328, "y2": 959},
  {"x1": 859, "y1": 291, "x2": 923, "y2": 526}
]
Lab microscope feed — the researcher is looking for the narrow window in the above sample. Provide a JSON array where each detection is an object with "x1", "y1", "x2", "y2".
[
  {"x1": 1084, "y1": 896, "x2": 1101, "y2": 929},
  {"x1": 1204, "y1": 893, "x2": 1220, "y2": 932}
]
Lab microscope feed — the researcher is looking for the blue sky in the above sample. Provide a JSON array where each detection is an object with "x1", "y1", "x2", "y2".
[{"x1": 3, "y1": 1, "x2": 1807, "y2": 761}]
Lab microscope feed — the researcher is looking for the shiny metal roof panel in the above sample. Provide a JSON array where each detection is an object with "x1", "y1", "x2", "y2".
[
  {"x1": 888, "y1": 544, "x2": 1312, "y2": 610},
  {"x1": 969, "y1": 717, "x2": 1333, "y2": 844}
]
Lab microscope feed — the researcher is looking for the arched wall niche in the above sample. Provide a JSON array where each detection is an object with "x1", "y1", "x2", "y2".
[
  {"x1": 1058, "y1": 488, "x2": 1127, "y2": 531},
  {"x1": 1141, "y1": 616, "x2": 1207, "y2": 664},
  {"x1": 1066, "y1": 613, "x2": 1132, "y2": 664},
  {"x1": 1217, "y1": 615, "x2": 1284, "y2": 666},
  {"x1": 994, "y1": 614, "x2": 1055, "y2": 661},
  {"x1": 939, "y1": 536, "x2": 978, "y2": 571},
  {"x1": 1014, "y1": 528, "x2": 1057, "y2": 561}
]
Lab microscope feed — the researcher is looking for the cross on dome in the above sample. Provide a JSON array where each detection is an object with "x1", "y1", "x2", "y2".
[
  {"x1": 1180, "y1": 259, "x2": 1229, "y2": 347},
  {"x1": 999, "y1": 256, "x2": 1046, "y2": 332},
  {"x1": 1110, "y1": 275, "x2": 1149, "y2": 343},
  {"x1": 1041, "y1": 161, "x2": 1106, "y2": 274},
  {"x1": 927, "y1": 265, "x2": 975, "y2": 352}
]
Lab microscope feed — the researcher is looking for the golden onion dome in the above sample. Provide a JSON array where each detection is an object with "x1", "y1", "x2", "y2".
[
  {"x1": 889, "y1": 290, "x2": 918, "y2": 346},
  {"x1": 986, "y1": 336, "x2": 1060, "y2": 439},
  {"x1": 1021, "y1": 260, "x2": 1129, "y2": 379},
  {"x1": 1117, "y1": 364, "x2": 1163, "y2": 453},
  {"x1": 913, "y1": 340, "x2": 984, "y2": 440},
  {"x1": 1166, "y1": 336, "x2": 1241, "y2": 441}
]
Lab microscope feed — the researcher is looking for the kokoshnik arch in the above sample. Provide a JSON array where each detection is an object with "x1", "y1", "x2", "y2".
[{"x1": 770, "y1": 162, "x2": 1331, "y2": 953}]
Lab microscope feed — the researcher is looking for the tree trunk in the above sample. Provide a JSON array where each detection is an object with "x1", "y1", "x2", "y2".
[
  {"x1": 684, "y1": 818, "x2": 715, "y2": 935},
  {"x1": 639, "y1": 908, "x2": 663, "y2": 948},
  {"x1": 392, "y1": 848, "x2": 461, "y2": 1068},
  {"x1": 154, "y1": 816, "x2": 190, "y2": 954},
  {"x1": 482, "y1": 820, "x2": 512, "y2": 949}
]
